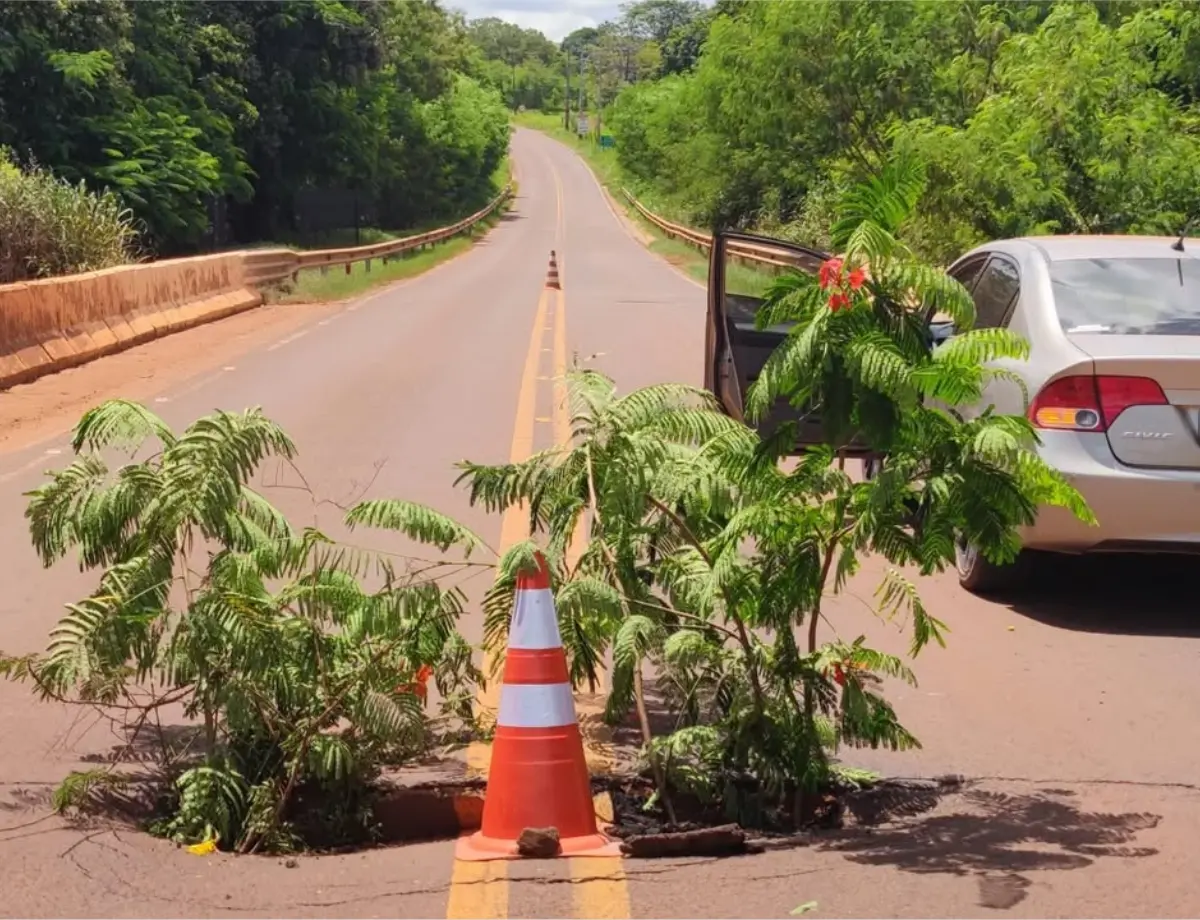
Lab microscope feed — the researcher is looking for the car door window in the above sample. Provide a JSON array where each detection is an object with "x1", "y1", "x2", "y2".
[
  {"x1": 948, "y1": 254, "x2": 988, "y2": 293},
  {"x1": 970, "y1": 255, "x2": 1021, "y2": 329}
]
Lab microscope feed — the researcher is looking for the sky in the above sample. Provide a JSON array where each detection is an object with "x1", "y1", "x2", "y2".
[{"x1": 449, "y1": 0, "x2": 627, "y2": 42}]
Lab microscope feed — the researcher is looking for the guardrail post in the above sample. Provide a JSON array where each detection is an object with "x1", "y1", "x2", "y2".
[{"x1": 345, "y1": 263, "x2": 351, "y2": 275}]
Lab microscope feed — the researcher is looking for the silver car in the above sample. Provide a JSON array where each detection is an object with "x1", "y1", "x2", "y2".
[
  {"x1": 704, "y1": 231, "x2": 1200, "y2": 594},
  {"x1": 944, "y1": 235, "x2": 1200, "y2": 592}
]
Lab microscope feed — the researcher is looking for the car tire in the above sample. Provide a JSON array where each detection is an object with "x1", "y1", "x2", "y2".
[{"x1": 954, "y1": 538, "x2": 1032, "y2": 594}]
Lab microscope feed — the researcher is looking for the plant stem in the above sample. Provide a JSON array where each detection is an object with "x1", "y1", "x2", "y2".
[
  {"x1": 203, "y1": 707, "x2": 217, "y2": 753},
  {"x1": 633, "y1": 665, "x2": 677, "y2": 825},
  {"x1": 797, "y1": 513, "x2": 849, "y2": 824}
]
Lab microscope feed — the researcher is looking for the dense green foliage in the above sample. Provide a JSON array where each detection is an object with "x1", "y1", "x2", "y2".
[
  {"x1": 0, "y1": 0, "x2": 509, "y2": 257},
  {"x1": 602, "y1": 0, "x2": 1200, "y2": 262}
]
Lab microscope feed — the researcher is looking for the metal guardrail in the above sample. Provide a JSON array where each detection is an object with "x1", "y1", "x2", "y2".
[
  {"x1": 620, "y1": 189, "x2": 825, "y2": 274},
  {"x1": 241, "y1": 185, "x2": 513, "y2": 287}
]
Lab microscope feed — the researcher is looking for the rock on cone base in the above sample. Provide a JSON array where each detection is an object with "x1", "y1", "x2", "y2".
[{"x1": 456, "y1": 829, "x2": 620, "y2": 861}]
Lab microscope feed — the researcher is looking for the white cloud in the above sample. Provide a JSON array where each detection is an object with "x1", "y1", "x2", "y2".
[{"x1": 449, "y1": 0, "x2": 626, "y2": 41}]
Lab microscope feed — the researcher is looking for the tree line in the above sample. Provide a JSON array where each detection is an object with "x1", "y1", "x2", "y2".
[
  {"x1": 464, "y1": 1, "x2": 716, "y2": 127},
  {"x1": 554, "y1": 0, "x2": 1200, "y2": 264},
  {"x1": 0, "y1": 0, "x2": 510, "y2": 262}
]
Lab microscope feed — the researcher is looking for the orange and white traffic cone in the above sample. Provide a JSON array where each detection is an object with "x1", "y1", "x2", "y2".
[
  {"x1": 545, "y1": 251, "x2": 561, "y2": 290},
  {"x1": 455, "y1": 552, "x2": 619, "y2": 861}
]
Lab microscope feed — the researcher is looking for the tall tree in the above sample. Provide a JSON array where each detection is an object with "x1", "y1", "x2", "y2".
[
  {"x1": 620, "y1": 0, "x2": 705, "y2": 43},
  {"x1": 0, "y1": 0, "x2": 509, "y2": 255}
]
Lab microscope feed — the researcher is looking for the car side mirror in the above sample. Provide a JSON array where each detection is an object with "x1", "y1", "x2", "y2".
[{"x1": 929, "y1": 320, "x2": 957, "y2": 346}]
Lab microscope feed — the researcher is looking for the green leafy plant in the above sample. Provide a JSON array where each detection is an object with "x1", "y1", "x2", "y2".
[
  {"x1": 459, "y1": 156, "x2": 1092, "y2": 827},
  {"x1": 458, "y1": 370, "x2": 742, "y2": 821},
  {"x1": 1, "y1": 400, "x2": 485, "y2": 853}
]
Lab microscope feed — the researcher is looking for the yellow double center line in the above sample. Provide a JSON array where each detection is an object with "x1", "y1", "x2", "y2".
[{"x1": 445, "y1": 159, "x2": 631, "y2": 920}]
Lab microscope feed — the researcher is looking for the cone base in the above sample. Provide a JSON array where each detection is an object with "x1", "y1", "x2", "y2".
[{"x1": 455, "y1": 830, "x2": 622, "y2": 862}]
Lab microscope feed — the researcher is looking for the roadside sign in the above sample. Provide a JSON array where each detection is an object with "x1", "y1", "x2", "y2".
[
  {"x1": 599, "y1": 134, "x2": 615, "y2": 149},
  {"x1": 576, "y1": 114, "x2": 589, "y2": 136}
]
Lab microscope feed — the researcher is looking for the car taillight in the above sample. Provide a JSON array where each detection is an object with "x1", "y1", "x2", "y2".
[{"x1": 1029, "y1": 375, "x2": 1167, "y2": 432}]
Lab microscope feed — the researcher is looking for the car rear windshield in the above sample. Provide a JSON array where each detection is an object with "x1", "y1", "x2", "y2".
[{"x1": 1050, "y1": 257, "x2": 1200, "y2": 335}]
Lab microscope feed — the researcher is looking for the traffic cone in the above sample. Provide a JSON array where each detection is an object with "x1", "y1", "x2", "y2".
[
  {"x1": 545, "y1": 251, "x2": 561, "y2": 290},
  {"x1": 455, "y1": 552, "x2": 619, "y2": 861}
]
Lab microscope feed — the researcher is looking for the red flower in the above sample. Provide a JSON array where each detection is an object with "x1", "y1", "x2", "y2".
[
  {"x1": 847, "y1": 267, "x2": 866, "y2": 291},
  {"x1": 397, "y1": 664, "x2": 435, "y2": 703},
  {"x1": 829, "y1": 292, "x2": 850, "y2": 312},
  {"x1": 414, "y1": 665, "x2": 433, "y2": 702},
  {"x1": 818, "y1": 257, "x2": 844, "y2": 290},
  {"x1": 832, "y1": 663, "x2": 846, "y2": 687}
]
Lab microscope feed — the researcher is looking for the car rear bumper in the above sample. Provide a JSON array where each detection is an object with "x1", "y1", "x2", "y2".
[{"x1": 1023, "y1": 430, "x2": 1200, "y2": 552}]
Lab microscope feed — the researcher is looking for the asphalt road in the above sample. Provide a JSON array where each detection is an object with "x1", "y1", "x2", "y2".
[{"x1": 0, "y1": 128, "x2": 1198, "y2": 919}]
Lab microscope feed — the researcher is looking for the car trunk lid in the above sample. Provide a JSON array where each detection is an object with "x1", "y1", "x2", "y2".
[{"x1": 1070, "y1": 334, "x2": 1200, "y2": 469}]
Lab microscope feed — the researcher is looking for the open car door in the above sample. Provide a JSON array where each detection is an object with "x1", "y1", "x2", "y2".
[{"x1": 704, "y1": 230, "x2": 875, "y2": 455}]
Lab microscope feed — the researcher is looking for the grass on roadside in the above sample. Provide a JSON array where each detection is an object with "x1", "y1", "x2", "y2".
[
  {"x1": 266, "y1": 158, "x2": 513, "y2": 304},
  {"x1": 266, "y1": 214, "x2": 503, "y2": 304},
  {"x1": 262, "y1": 207, "x2": 506, "y2": 302}
]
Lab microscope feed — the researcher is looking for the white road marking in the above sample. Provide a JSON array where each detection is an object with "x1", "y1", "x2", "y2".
[
  {"x1": 169, "y1": 369, "x2": 231, "y2": 402},
  {"x1": 0, "y1": 455, "x2": 55, "y2": 484},
  {"x1": 267, "y1": 329, "x2": 310, "y2": 352}
]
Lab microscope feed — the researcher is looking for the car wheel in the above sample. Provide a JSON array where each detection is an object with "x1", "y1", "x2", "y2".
[{"x1": 954, "y1": 537, "x2": 1031, "y2": 594}]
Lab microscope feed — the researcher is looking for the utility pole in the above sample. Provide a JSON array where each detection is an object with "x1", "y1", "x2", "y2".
[{"x1": 564, "y1": 52, "x2": 571, "y2": 131}]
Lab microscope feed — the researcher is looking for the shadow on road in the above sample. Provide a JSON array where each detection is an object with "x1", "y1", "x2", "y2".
[
  {"x1": 827, "y1": 786, "x2": 1160, "y2": 909},
  {"x1": 1004, "y1": 553, "x2": 1200, "y2": 638}
]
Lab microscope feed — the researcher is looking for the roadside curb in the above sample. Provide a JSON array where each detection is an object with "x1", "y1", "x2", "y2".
[
  {"x1": 0, "y1": 289, "x2": 261, "y2": 391},
  {"x1": 0, "y1": 187, "x2": 513, "y2": 395}
]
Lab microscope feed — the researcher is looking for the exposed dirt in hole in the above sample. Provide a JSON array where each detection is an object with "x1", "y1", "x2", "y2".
[{"x1": 598, "y1": 772, "x2": 964, "y2": 857}]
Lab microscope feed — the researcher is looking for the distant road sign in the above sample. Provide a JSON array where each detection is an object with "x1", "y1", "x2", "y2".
[{"x1": 576, "y1": 114, "x2": 589, "y2": 136}]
